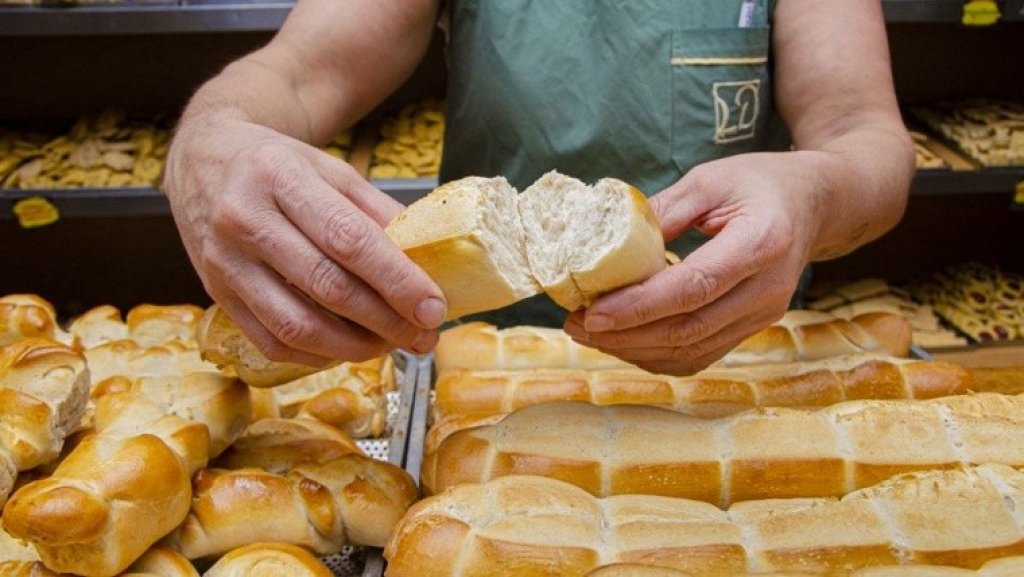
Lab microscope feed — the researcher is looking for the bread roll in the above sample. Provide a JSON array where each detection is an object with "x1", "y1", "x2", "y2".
[
  {"x1": 84, "y1": 340, "x2": 216, "y2": 394},
  {"x1": 202, "y1": 543, "x2": 332, "y2": 577},
  {"x1": 385, "y1": 171, "x2": 666, "y2": 317},
  {"x1": 3, "y1": 373, "x2": 249, "y2": 577},
  {"x1": 67, "y1": 305, "x2": 129, "y2": 350},
  {"x1": 423, "y1": 395, "x2": 1024, "y2": 504},
  {"x1": 249, "y1": 356, "x2": 395, "y2": 438},
  {"x1": 435, "y1": 322, "x2": 634, "y2": 373},
  {"x1": 213, "y1": 418, "x2": 363, "y2": 473},
  {"x1": 124, "y1": 304, "x2": 203, "y2": 348},
  {"x1": 0, "y1": 339, "x2": 89, "y2": 508},
  {"x1": 433, "y1": 355, "x2": 972, "y2": 419},
  {"x1": 385, "y1": 466, "x2": 1024, "y2": 576},
  {"x1": 0, "y1": 295, "x2": 59, "y2": 347},
  {"x1": 170, "y1": 454, "x2": 417, "y2": 559},
  {"x1": 0, "y1": 546, "x2": 199, "y2": 577}
]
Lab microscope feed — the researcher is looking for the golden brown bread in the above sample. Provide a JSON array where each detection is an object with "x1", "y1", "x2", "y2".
[
  {"x1": 435, "y1": 322, "x2": 634, "y2": 372},
  {"x1": 433, "y1": 355, "x2": 972, "y2": 419},
  {"x1": 213, "y1": 417, "x2": 363, "y2": 473},
  {"x1": 422, "y1": 395, "x2": 1024, "y2": 504},
  {"x1": 67, "y1": 305, "x2": 129, "y2": 350},
  {"x1": 0, "y1": 295, "x2": 59, "y2": 346},
  {"x1": 585, "y1": 557, "x2": 1024, "y2": 575},
  {"x1": 170, "y1": 453, "x2": 417, "y2": 559},
  {"x1": 0, "y1": 339, "x2": 89, "y2": 508},
  {"x1": 0, "y1": 546, "x2": 199, "y2": 577},
  {"x1": 83, "y1": 340, "x2": 216, "y2": 395},
  {"x1": 969, "y1": 367, "x2": 1024, "y2": 395},
  {"x1": 202, "y1": 543, "x2": 332, "y2": 577},
  {"x1": 248, "y1": 356, "x2": 395, "y2": 438},
  {"x1": 3, "y1": 373, "x2": 249, "y2": 577},
  {"x1": 384, "y1": 466, "x2": 1024, "y2": 576},
  {"x1": 717, "y1": 311, "x2": 912, "y2": 366},
  {"x1": 68, "y1": 304, "x2": 203, "y2": 351}
]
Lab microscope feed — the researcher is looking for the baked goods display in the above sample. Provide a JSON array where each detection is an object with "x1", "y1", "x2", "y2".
[
  {"x1": 385, "y1": 466, "x2": 1024, "y2": 576},
  {"x1": 433, "y1": 354, "x2": 971, "y2": 420},
  {"x1": 0, "y1": 110, "x2": 170, "y2": 189},
  {"x1": 914, "y1": 100, "x2": 1024, "y2": 167},
  {"x1": 910, "y1": 130, "x2": 948, "y2": 169},
  {"x1": 807, "y1": 278, "x2": 966, "y2": 348},
  {"x1": 386, "y1": 171, "x2": 666, "y2": 318},
  {"x1": 422, "y1": 394, "x2": 1024, "y2": 503},
  {"x1": 907, "y1": 262, "x2": 1024, "y2": 343},
  {"x1": 322, "y1": 130, "x2": 354, "y2": 162},
  {"x1": 368, "y1": 99, "x2": 444, "y2": 179}
]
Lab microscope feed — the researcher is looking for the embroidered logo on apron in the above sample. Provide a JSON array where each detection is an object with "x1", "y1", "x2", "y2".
[{"x1": 713, "y1": 80, "x2": 760, "y2": 144}]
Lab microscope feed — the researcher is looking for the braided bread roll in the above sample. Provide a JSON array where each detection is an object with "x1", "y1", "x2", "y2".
[
  {"x1": 83, "y1": 340, "x2": 216, "y2": 394},
  {"x1": 67, "y1": 306, "x2": 129, "y2": 350},
  {"x1": 213, "y1": 417, "x2": 363, "y2": 473},
  {"x1": 202, "y1": 543, "x2": 332, "y2": 577},
  {"x1": 423, "y1": 394, "x2": 1024, "y2": 504},
  {"x1": 0, "y1": 295, "x2": 60, "y2": 346},
  {"x1": 249, "y1": 356, "x2": 395, "y2": 438},
  {"x1": 68, "y1": 304, "x2": 204, "y2": 350},
  {"x1": 385, "y1": 465, "x2": 1024, "y2": 576},
  {"x1": 0, "y1": 339, "x2": 89, "y2": 508},
  {"x1": 3, "y1": 373, "x2": 250, "y2": 577},
  {"x1": 586, "y1": 557, "x2": 1024, "y2": 576},
  {"x1": 434, "y1": 355, "x2": 972, "y2": 420},
  {"x1": 0, "y1": 547, "x2": 199, "y2": 577},
  {"x1": 170, "y1": 453, "x2": 417, "y2": 559}
]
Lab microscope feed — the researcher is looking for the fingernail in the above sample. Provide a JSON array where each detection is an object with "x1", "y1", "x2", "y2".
[
  {"x1": 410, "y1": 331, "x2": 436, "y2": 354},
  {"x1": 415, "y1": 297, "x2": 446, "y2": 328},
  {"x1": 584, "y1": 313, "x2": 614, "y2": 332}
]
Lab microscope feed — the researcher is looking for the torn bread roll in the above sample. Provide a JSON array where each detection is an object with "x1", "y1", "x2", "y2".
[
  {"x1": 203, "y1": 543, "x2": 332, "y2": 577},
  {"x1": 0, "y1": 339, "x2": 89, "y2": 509},
  {"x1": 384, "y1": 466, "x2": 1024, "y2": 576},
  {"x1": 385, "y1": 171, "x2": 666, "y2": 317},
  {"x1": 433, "y1": 354, "x2": 972, "y2": 420},
  {"x1": 170, "y1": 454, "x2": 417, "y2": 559},
  {"x1": 423, "y1": 395, "x2": 1024, "y2": 504},
  {"x1": 3, "y1": 373, "x2": 250, "y2": 577}
]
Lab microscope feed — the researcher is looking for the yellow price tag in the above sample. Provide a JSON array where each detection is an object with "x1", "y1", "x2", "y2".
[
  {"x1": 963, "y1": 0, "x2": 1001, "y2": 25},
  {"x1": 1015, "y1": 181, "x2": 1024, "y2": 205},
  {"x1": 13, "y1": 196, "x2": 60, "y2": 228}
]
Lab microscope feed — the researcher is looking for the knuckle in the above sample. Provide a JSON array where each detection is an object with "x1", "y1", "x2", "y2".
[
  {"x1": 307, "y1": 257, "x2": 357, "y2": 307},
  {"x1": 248, "y1": 141, "x2": 299, "y2": 187},
  {"x1": 322, "y1": 208, "x2": 372, "y2": 264},
  {"x1": 674, "y1": 267, "x2": 718, "y2": 311},
  {"x1": 268, "y1": 311, "x2": 317, "y2": 350},
  {"x1": 667, "y1": 314, "x2": 708, "y2": 346}
]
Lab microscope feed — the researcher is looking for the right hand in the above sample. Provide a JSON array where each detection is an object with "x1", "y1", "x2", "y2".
[{"x1": 164, "y1": 118, "x2": 447, "y2": 366}]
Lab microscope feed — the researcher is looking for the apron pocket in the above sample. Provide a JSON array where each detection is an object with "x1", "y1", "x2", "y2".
[{"x1": 671, "y1": 27, "x2": 771, "y2": 173}]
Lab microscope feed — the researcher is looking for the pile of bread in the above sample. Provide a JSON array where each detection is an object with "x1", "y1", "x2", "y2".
[
  {"x1": 368, "y1": 99, "x2": 444, "y2": 179},
  {"x1": 914, "y1": 100, "x2": 1024, "y2": 167},
  {"x1": 0, "y1": 294, "x2": 416, "y2": 577},
  {"x1": 907, "y1": 262, "x2": 1024, "y2": 343},
  {"x1": 385, "y1": 311, "x2": 1024, "y2": 576},
  {"x1": 909, "y1": 130, "x2": 947, "y2": 169}
]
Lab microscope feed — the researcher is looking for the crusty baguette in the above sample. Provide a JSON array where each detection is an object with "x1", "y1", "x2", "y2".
[
  {"x1": 170, "y1": 454, "x2": 417, "y2": 559},
  {"x1": 0, "y1": 339, "x2": 89, "y2": 508},
  {"x1": 433, "y1": 354, "x2": 972, "y2": 420},
  {"x1": 213, "y1": 417, "x2": 363, "y2": 473},
  {"x1": 202, "y1": 543, "x2": 332, "y2": 577},
  {"x1": 0, "y1": 295, "x2": 59, "y2": 346},
  {"x1": 384, "y1": 466, "x2": 1024, "y2": 576},
  {"x1": 3, "y1": 373, "x2": 250, "y2": 577},
  {"x1": 423, "y1": 395, "x2": 1024, "y2": 504},
  {"x1": 716, "y1": 311, "x2": 912, "y2": 366},
  {"x1": 585, "y1": 557, "x2": 1024, "y2": 576},
  {"x1": 249, "y1": 356, "x2": 395, "y2": 438},
  {"x1": 435, "y1": 322, "x2": 634, "y2": 373}
]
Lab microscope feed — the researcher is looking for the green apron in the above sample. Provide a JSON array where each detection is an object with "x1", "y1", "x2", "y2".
[{"x1": 441, "y1": 0, "x2": 792, "y2": 327}]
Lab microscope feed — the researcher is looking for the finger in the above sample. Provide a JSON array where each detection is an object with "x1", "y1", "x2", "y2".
[
  {"x1": 308, "y1": 150, "x2": 405, "y2": 227},
  {"x1": 252, "y1": 211, "x2": 438, "y2": 353},
  {"x1": 649, "y1": 166, "x2": 722, "y2": 240},
  {"x1": 207, "y1": 281, "x2": 334, "y2": 368},
  {"x1": 227, "y1": 259, "x2": 392, "y2": 362},
  {"x1": 584, "y1": 220, "x2": 768, "y2": 332},
  {"x1": 274, "y1": 175, "x2": 447, "y2": 330}
]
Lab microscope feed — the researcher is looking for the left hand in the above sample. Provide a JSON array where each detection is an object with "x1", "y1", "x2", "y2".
[{"x1": 564, "y1": 151, "x2": 831, "y2": 375}]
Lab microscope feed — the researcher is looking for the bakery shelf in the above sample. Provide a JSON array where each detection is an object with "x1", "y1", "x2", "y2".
[
  {"x1": 884, "y1": 0, "x2": 1024, "y2": 23},
  {"x1": 910, "y1": 167, "x2": 1024, "y2": 195},
  {"x1": 0, "y1": 179, "x2": 439, "y2": 220},
  {"x1": 0, "y1": 3, "x2": 293, "y2": 36}
]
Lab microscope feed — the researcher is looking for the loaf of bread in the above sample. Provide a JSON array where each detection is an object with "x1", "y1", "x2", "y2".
[
  {"x1": 717, "y1": 311, "x2": 911, "y2": 366},
  {"x1": 170, "y1": 454, "x2": 417, "y2": 559},
  {"x1": 83, "y1": 339, "x2": 216, "y2": 394},
  {"x1": 3, "y1": 373, "x2": 249, "y2": 577},
  {"x1": 213, "y1": 418, "x2": 362, "y2": 473},
  {"x1": 433, "y1": 354, "x2": 972, "y2": 419},
  {"x1": 202, "y1": 543, "x2": 332, "y2": 577},
  {"x1": 385, "y1": 171, "x2": 666, "y2": 317},
  {"x1": 423, "y1": 394, "x2": 1024, "y2": 504},
  {"x1": 0, "y1": 339, "x2": 89, "y2": 508},
  {"x1": 0, "y1": 295, "x2": 60, "y2": 346},
  {"x1": 385, "y1": 465, "x2": 1024, "y2": 576},
  {"x1": 969, "y1": 366, "x2": 1024, "y2": 395},
  {"x1": 586, "y1": 557, "x2": 1024, "y2": 576},
  {"x1": 249, "y1": 356, "x2": 395, "y2": 438},
  {"x1": 0, "y1": 546, "x2": 199, "y2": 577},
  {"x1": 68, "y1": 304, "x2": 204, "y2": 350}
]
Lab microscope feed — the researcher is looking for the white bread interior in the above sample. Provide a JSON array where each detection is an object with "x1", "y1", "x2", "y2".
[{"x1": 387, "y1": 171, "x2": 665, "y2": 319}]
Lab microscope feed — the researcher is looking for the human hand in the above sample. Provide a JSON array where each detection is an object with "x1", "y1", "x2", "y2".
[
  {"x1": 164, "y1": 118, "x2": 446, "y2": 366},
  {"x1": 564, "y1": 152, "x2": 831, "y2": 375}
]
